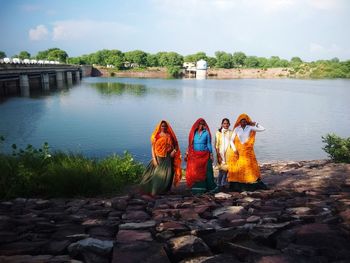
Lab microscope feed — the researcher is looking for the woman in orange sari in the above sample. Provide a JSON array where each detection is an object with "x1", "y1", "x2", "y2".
[
  {"x1": 227, "y1": 113, "x2": 268, "y2": 192},
  {"x1": 139, "y1": 120, "x2": 182, "y2": 195},
  {"x1": 185, "y1": 118, "x2": 217, "y2": 194}
]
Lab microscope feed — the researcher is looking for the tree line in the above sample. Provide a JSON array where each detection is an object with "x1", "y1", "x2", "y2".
[{"x1": 1, "y1": 48, "x2": 350, "y2": 78}]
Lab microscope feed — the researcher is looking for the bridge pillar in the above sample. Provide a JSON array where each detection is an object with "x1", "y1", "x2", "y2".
[
  {"x1": 66, "y1": 72, "x2": 73, "y2": 86},
  {"x1": 41, "y1": 73, "x2": 50, "y2": 91},
  {"x1": 56, "y1": 71, "x2": 64, "y2": 89},
  {"x1": 75, "y1": 71, "x2": 81, "y2": 83},
  {"x1": 19, "y1": 74, "x2": 30, "y2": 97}
]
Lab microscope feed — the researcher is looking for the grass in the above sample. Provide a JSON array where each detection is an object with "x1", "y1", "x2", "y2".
[{"x1": 0, "y1": 138, "x2": 144, "y2": 199}]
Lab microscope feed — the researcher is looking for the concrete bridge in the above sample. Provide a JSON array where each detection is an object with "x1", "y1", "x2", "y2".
[{"x1": 0, "y1": 64, "x2": 92, "y2": 97}]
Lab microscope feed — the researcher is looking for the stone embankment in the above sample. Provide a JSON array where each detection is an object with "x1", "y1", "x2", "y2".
[{"x1": 1, "y1": 160, "x2": 350, "y2": 263}]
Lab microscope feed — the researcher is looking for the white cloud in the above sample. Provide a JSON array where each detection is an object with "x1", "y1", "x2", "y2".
[
  {"x1": 29, "y1": 25, "x2": 49, "y2": 41},
  {"x1": 52, "y1": 19, "x2": 134, "y2": 41}
]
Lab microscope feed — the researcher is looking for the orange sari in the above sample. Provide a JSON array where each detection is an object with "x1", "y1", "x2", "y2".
[
  {"x1": 227, "y1": 114, "x2": 261, "y2": 183},
  {"x1": 151, "y1": 120, "x2": 182, "y2": 186}
]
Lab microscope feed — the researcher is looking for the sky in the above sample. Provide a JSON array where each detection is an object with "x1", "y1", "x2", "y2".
[{"x1": 1, "y1": 0, "x2": 350, "y2": 61}]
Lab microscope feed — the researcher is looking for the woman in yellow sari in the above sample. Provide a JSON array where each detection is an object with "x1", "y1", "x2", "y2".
[
  {"x1": 227, "y1": 113, "x2": 268, "y2": 192},
  {"x1": 139, "y1": 120, "x2": 182, "y2": 195}
]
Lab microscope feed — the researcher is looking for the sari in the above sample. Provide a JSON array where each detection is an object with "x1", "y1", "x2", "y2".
[
  {"x1": 140, "y1": 120, "x2": 182, "y2": 195},
  {"x1": 227, "y1": 113, "x2": 267, "y2": 191},
  {"x1": 186, "y1": 118, "x2": 217, "y2": 194}
]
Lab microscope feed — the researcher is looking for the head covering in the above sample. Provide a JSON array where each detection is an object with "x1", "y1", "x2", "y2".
[
  {"x1": 234, "y1": 113, "x2": 253, "y2": 129},
  {"x1": 150, "y1": 120, "x2": 182, "y2": 186},
  {"x1": 188, "y1": 118, "x2": 212, "y2": 149}
]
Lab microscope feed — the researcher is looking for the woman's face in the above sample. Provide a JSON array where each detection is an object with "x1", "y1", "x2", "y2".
[
  {"x1": 222, "y1": 120, "x2": 230, "y2": 129},
  {"x1": 198, "y1": 121, "x2": 205, "y2": 130},
  {"x1": 240, "y1": 118, "x2": 247, "y2": 126},
  {"x1": 161, "y1": 122, "x2": 168, "y2": 132}
]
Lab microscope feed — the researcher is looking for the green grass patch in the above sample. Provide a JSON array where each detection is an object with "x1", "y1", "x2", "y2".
[{"x1": 0, "y1": 137, "x2": 144, "y2": 199}]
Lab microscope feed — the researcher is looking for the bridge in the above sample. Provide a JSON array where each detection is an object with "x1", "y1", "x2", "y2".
[{"x1": 0, "y1": 64, "x2": 92, "y2": 97}]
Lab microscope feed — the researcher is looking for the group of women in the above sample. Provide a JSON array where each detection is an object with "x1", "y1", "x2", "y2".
[{"x1": 139, "y1": 113, "x2": 267, "y2": 196}]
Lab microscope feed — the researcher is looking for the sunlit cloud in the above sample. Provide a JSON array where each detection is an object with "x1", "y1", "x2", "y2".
[{"x1": 29, "y1": 25, "x2": 49, "y2": 41}]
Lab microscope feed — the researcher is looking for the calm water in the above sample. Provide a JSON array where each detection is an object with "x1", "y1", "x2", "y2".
[{"x1": 1, "y1": 77, "x2": 349, "y2": 163}]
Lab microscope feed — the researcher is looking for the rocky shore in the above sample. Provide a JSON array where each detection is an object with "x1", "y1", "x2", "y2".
[{"x1": 1, "y1": 160, "x2": 350, "y2": 263}]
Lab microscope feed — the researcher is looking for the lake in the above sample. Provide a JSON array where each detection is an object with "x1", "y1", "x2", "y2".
[{"x1": 0, "y1": 77, "x2": 349, "y2": 164}]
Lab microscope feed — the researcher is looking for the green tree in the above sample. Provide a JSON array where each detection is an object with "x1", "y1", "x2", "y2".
[
  {"x1": 244, "y1": 56, "x2": 259, "y2": 68},
  {"x1": 105, "y1": 50, "x2": 124, "y2": 69},
  {"x1": 18, "y1": 51, "x2": 31, "y2": 59},
  {"x1": 0, "y1": 51, "x2": 7, "y2": 59},
  {"x1": 184, "y1": 52, "x2": 207, "y2": 62},
  {"x1": 206, "y1": 57, "x2": 217, "y2": 68},
  {"x1": 124, "y1": 50, "x2": 148, "y2": 67},
  {"x1": 157, "y1": 52, "x2": 183, "y2": 67},
  {"x1": 291, "y1": 57, "x2": 303, "y2": 64},
  {"x1": 322, "y1": 133, "x2": 350, "y2": 163},
  {"x1": 36, "y1": 48, "x2": 68, "y2": 62},
  {"x1": 146, "y1": 54, "x2": 158, "y2": 67},
  {"x1": 232, "y1": 51, "x2": 247, "y2": 67},
  {"x1": 215, "y1": 51, "x2": 233, "y2": 68}
]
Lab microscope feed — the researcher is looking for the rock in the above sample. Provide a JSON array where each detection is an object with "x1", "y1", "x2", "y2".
[
  {"x1": 122, "y1": 210, "x2": 150, "y2": 222},
  {"x1": 167, "y1": 235, "x2": 211, "y2": 261},
  {"x1": 156, "y1": 221, "x2": 189, "y2": 233},
  {"x1": 214, "y1": 192, "x2": 232, "y2": 199},
  {"x1": 156, "y1": 230, "x2": 175, "y2": 241},
  {"x1": 212, "y1": 206, "x2": 245, "y2": 217},
  {"x1": 179, "y1": 253, "x2": 240, "y2": 263},
  {"x1": 223, "y1": 241, "x2": 280, "y2": 261},
  {"x1": 112, "y1": 241, "x2": 170, "y2": 263},
  {"x1": 119, "y1": 220, "x2": 156, "y2": 230},
  {"x1": 117, "y1": 230, "x2": 153, "y2": 243},
  {"x1": 286, "y1": 207, "x2": 311, "y2": 215},
  {"x1": 246, "y1": 216, "x2": 261, "y2": 223},
  {"x1": 111, "y1": 198, "x2": 128, "y2": 211},
  {"x1": 68, "y1": 238, "x2": 113, "y2": 263}
]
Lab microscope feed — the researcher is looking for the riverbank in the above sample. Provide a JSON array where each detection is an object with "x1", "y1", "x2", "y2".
[
  {"x1": 1, "y1": 159, "x2": 349, "y2": 262},
  {"x1": 92, "y1": 67, "x2": 291, "y2": 79}
]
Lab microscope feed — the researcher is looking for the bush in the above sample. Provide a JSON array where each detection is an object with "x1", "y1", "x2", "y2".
[
  {"x1": 167, "y1": 66, "x2": 182, "y2": 78},
  {"x1": 0, "y1": 138, "x2": 144, "y2": 199},
  {"x1": 322, "y1": 133, "x2": 350, "y2": 163}
]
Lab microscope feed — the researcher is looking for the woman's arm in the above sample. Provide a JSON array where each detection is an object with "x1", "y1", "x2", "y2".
[
  {"x1": 250, "y1": 122, "x2": 265, "y2": 132},
  {"x1": 230, "y1": 129, "x2": 237, "y2": 152},
  {"x1": 151, "y1": 143, "x2": 158, "y2": 166}
]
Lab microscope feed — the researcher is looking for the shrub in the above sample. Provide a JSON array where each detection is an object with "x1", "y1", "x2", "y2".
[
  {"x1": 322, "y1": 133, "x2": 350, "y2": 163},
  {"x1": 0, "y1": 138, "x2": 144, "y2": 199}
]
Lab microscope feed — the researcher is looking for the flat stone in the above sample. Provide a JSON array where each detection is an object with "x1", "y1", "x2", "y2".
[
  {"x1": 213, "y1": 206, "x2": 245, "y2": 217},
  {"x1": 156, "y1": 221, "x2": 189, "y2": 233},
  {"x1": 246, "y1": 216, "x2": 261, "y2": 223},
  {"x1": 112, "y1": 241, "x2": 170, "y2": 263},
  {"x1": 119, "y1": 220, "x2": 156, "y2": 230},
  {"x1": 286, "y1": 207, "x2": 311, "y2": 215},
  {"x1": 116, "y1": 230, "x2": 153, "y2": 243},
  {"x1": 179, "y1": 253, "x2": 240, "y2": 263},
  {"x1": 68, "y1": 238, "x2": 113, "y2": 263},
  {"x1": 214, "y1": 192, "x2": 232, "y2": 199},
  {"x1": 167, "y1": 235, "x2": 211, "y2": 261},
  {"x1": 122, "y1": 210, "x2": 150, "y2": 222}
]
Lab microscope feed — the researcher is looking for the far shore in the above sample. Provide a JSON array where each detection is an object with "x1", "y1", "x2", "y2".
[{"x1": 92, "y1": 67, "x2": 294, "y2": 79}]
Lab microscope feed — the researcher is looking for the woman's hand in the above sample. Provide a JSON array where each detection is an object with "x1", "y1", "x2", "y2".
[
  {"x1": 152, "y1": 158, "x2": 158, "y2": 166},
  {"x1": 170, "y1": 149, "x2": 176, "y2": 158},
  {"x1": 217, "y1": 155, "x2": 222, "y2": 164}
]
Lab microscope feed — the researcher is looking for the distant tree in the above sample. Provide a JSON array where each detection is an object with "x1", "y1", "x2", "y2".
[
  {"x1": 124, "y1": 50, "x2": 148, "y2": 67},
  {"x1": 244, "y1": 56, "x2": 259, "y2": 68},
  {"x1": 157, "y1": 52, "x2": 183, "y2": 67},
  {"x1": 215, "y1": 51, "x2": 233, "y2": 68},
  {"x1": 206, "y1": 57, "x2": 217, "y2": 68},
  {"x1": 331, "y1": 57, "x2": 340, "y2": 63},
  {"x1": 184, "y1": 52, "x2": 207, "y2": 62},
  {"x1": 146, "y1": 54, "x2": 158, "y2": 67},
  {"x1": 257, "y1": 57, "x2": 268, "y2": 68},
  {"x1": 18, "y1": 51, "x2": 31, "y2": 59},
  {"x1": 0, "y1": 51, "x2": 6, "y2": 59},
  {"x1": 291, "y1": 57, "x2": 303, "y2": 64},
  {"x1": 105, "y1": 50, "x2": 124, "y2": 69},
  {"x1": 36, "y1": 48, "x2": 68, "y2": 62},
  {"x1": 232, "y1": 52, "x2": 247, "y2": 67}
]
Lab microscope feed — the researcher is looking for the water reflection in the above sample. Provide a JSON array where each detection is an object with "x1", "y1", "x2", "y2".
[{"x1": 90, "y1": 82, "x2": 147, "y2": 96}]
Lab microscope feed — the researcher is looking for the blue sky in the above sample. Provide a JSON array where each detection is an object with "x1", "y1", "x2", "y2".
[{"x1": 1, "y1": 0, "x2": 349, "y2": 61}]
